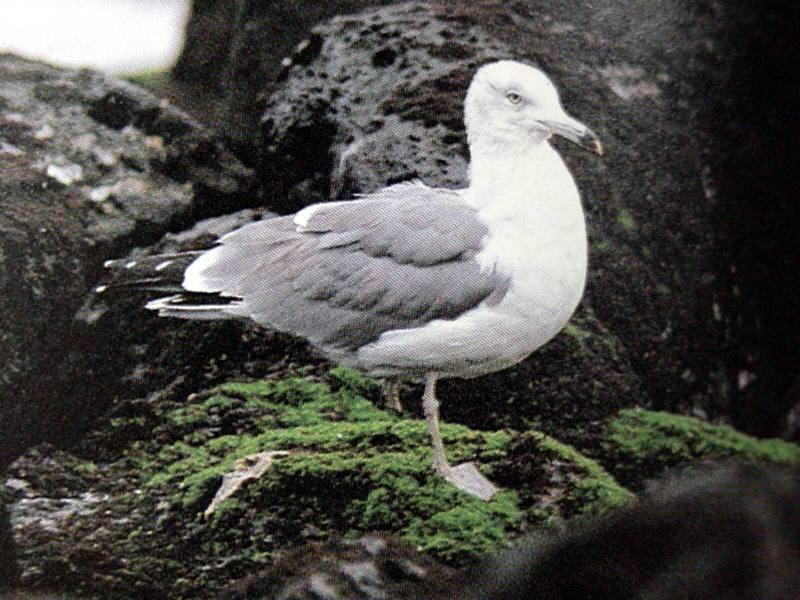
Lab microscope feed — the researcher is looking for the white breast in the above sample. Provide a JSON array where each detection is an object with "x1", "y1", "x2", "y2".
[{"x1": 358, "y1": 142, "x2": 588, "y2": 379}]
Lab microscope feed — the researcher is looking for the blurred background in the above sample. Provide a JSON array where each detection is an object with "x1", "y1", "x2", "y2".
[{"x1": 0, "y1": 0, "x2": 190, "y2": 75}]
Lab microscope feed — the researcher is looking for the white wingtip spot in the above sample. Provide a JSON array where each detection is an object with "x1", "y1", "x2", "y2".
[
  {"x1": 145, "y1": 295, "x2": 181, "y2": 311},
  {"x1": 103, "y1": 259, "x2": 115, "y2": 268},
  {"x1": 94, "y1": 285, "x2": 108, "y2": 294},
  {"x1": 155, "y1": 259, "x2": 173, "y2": 272},
  {"x1": 125, "y1": 261, "x2": 137, "y2": 269},
  {"x1": 293, "y1": 204, "x2": 318, "y2": 230}
]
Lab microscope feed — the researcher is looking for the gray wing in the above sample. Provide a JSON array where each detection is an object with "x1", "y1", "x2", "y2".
[{"x1": 151, "y1": 181, "x2": 510, "y2": 352}]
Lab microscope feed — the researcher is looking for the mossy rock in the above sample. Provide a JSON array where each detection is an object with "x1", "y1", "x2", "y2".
[
  {"x1": 144, "y1": 368, "x2": 629, "y2": 566},
  {"x1": 13, "y1": 375, "x2": 800, "y2": 598},
  {"x1": 6, "y1": 368, "x2": 632, "y2": 597},
  {"x1": 605, "y1": 408, "x2": 800, "y2": 486}
]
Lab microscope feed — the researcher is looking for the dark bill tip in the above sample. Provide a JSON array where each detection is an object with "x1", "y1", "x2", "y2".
[{"x1": 580, "y1": 129, "x2": 603, "y2": 155}]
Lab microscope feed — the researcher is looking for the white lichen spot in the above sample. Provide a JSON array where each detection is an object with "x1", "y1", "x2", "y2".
[
  {"x1": 598, "y1": 65, "x2": 661, "y2": 100},
  {"x1": 92, "y1": 147, "x2": 119, "y2": 168},
  {"x1": 89, "y1": 185, "x2": 114, "y2": 202},
  {"x1": 738, "y1": 370, "x2": 756, "y2": 390},
  {"x1": 33, "y1": 124, "x2": 55, "y2": 140},
  {"x1": 549, "y1": 22, "x2": 577, "y2": 34},
  {"x1": 701, "y1": 165, "x2": 718, "y2": 201},
  {"x1": 0, "y1": 141, "x2": 24, "y2": 156},
  {"x1": 144, "y1": 135, "x2": 164, "y2": 151},
  {"x1": 46, "y1": 162, "x2": 83, "y2": 185},
  {"x1": 71, "y1": 133, "x2": 97, "y2": 152},
  {"x1": 712, "y1": 302, "x2": 722, "y2": 322}
]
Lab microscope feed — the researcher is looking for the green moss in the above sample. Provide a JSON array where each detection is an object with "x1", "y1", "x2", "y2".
[
  {"x1": 616, "y1": 208, "x2": 636, "y2": 231},
  {"x1": 606, "y1": 408, "x2": 800, "y2": 480},
  {"x1": 593, "y1": 238, "x2": 612, "y2": 254},
  {"x1": 124, "y1": 68, "x2": 171, "y2": 91},
  {"x1": 532, "y1": 432, "x2": 632, "y2": 514},
  {"x1": 328, "y1": 365, "x2": 381, "y2": 397},
  {"x1": 562, "y1": 322, "x2": 592, "y2": 349},
  {"x1": 404, "y1": 490, "x2": 521, "y2": 563},
  {"x1": 140, "y1": 369, "x2": 631, "y2": 564},
  {"x1": 76, "y1": 461, "x2": 99, "y2": 474}
]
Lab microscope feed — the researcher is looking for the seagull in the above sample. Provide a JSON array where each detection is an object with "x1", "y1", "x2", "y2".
[{"x1": 102, "y1": 60, "x2": 601, "y2": 501}]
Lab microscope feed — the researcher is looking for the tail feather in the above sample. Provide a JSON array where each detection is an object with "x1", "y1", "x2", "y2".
[
  {"x1": 99, "y1": 249, "x2": 246, "y2": 321},
  {"x1": 144, "y1": 293, "x2": 246, "y2": 320},
  {"x1": 98, "y1": 251, "x2": 203, "y2": 294}
]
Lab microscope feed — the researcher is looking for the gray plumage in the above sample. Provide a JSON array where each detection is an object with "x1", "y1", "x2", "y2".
[{"x1": 149, "y1": 181, "x2": 510, "y2": 356}]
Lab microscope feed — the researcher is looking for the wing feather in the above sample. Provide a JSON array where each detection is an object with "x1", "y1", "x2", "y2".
[{"x1": 155, "y1": 182, "x2": 510, "y2": 352}]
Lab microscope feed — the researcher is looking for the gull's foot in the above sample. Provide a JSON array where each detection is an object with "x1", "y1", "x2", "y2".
[
  {"x1": 383, "y1": 381, "x2": 404, "y2": 413},
  {"x1": 437, "y1": 462, "x2": 499, "y2": 501},
  {"x1": 388, "y1": 396, "x2": 404, "y2": 414}
]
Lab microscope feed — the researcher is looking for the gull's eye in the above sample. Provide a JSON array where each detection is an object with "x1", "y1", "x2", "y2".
[{"x1": 506, "y1": 92, "x2": 522, "y2": 105}]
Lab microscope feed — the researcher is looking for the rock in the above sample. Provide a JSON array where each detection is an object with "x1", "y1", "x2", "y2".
[
  {"x1": 0, "y1": 54, "x2": 254, "y2": 468},
  {"x1": 225, "y1": 534, "x2": 456, "y2": 600},
  {"x1": 3, "y1": 367, "x2": 796, "y2": 598},
  {"x1": 2, "y1": 368, "x2": 633, "y2": 598},
  {"x1": 172, "y1": 0, "x2": 415, "y2": 150},
  {"x1": 230, "y1": 462, "x2": 800, "y2": 600},
  {"x1": 461, "y1": 461, "x2": 800, "y2": 600},
  {"x1": 257, "y1": 2, "x2": 512, "y2": 212}
]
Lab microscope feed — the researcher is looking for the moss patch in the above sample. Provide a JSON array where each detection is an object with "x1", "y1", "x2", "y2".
[
  {"x1": 142, "y1": 369, "x2": 628, "y2": 566},
  {"x1": 8, "y1": 368, "x2": 632, "y2": 598},
  {"x1": 616, "y1": 207, "x2": 637, "y2": 231},
  {"x1": 605, "y1": 408, "x2": 800, "y2": 485},
  {"x1": 124, "y1": 68, "x2": 172, "y2": 91}
]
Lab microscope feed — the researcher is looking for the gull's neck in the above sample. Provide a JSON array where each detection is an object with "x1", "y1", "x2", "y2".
[{"x1": 466, "y1": 138, "x2": 580, "y2": 220}]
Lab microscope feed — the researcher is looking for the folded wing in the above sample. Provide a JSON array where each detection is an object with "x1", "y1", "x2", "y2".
[{"x1": 149, "y1": 181, "x2": 511, "y2": 353}]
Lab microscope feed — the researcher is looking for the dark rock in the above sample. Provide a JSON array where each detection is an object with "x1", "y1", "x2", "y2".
[
  {"x1": 257, "y1": 3, "x2": 510, "y2": 211},
  {"x1": 464, "y1": 461, "x2": 800, "y2": 600},
  {"x1": 1, "y1": 369, "x2": 633, "y2": 598},
  {"x1": 0, "y1": 54, "x2": 254, "y2": 468},
  {"x1": 225, "y1": 534, "x2": 456, "y2": 599},
  {"x1": 172, "y1": 0, "x2": 412, "y2": 153},
  {"x1": 5, "y1": 364, "x2": 795, "y2": 598},
  {"x1": 226, "y1": 462, "x2": 800, "y2": 600}
]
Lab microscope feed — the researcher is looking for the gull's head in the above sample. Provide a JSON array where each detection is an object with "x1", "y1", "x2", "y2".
[{"x1": 464, "y1": 60, "x2": 602, "y2": 155}]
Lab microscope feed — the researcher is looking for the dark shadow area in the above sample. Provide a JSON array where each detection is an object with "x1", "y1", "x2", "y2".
[{"x1": 715, "y1": 0, "x2": 800, "y2": 436}]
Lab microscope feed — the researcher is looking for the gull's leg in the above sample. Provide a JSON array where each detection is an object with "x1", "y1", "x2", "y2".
[
  {"x1": 384, "y1": 378, "x2": 404, "y2": 413},
  {"x1": 422, "y1": 374, "x2": 499, "y2": 501}
]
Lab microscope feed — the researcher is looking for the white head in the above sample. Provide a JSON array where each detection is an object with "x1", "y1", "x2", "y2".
[{"x1": 464, "y1": 60, "x2": 602, "y2": 155}]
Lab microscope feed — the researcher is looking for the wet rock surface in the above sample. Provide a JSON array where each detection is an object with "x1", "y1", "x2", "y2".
[{"x1": 0, "y1": 54, "x2": 254, "y2": 469}]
